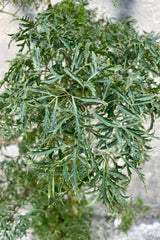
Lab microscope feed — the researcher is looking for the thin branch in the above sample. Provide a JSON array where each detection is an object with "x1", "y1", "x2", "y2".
[
  {"x1": 0, "y1": 0, "x2": 11, "y2": 11},
  {"x1": 0, "y1": 9, "x2": 19, "y2": 18},
  {"x1": 0, "y1": 0, "x2": 21, "y2": 18}
]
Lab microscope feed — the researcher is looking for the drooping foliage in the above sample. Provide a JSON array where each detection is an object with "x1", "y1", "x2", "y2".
[{"x1": 0, "y1": 0, "x2": 160, "y2": 239}]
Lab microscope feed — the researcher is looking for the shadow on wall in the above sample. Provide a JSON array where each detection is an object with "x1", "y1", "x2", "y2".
[
  {"x1": 19, "y1": 6, "x2": 36, "y2": 21},
  {"x1": 118, "y1": 0, "x2": 135, "y2": 19}
]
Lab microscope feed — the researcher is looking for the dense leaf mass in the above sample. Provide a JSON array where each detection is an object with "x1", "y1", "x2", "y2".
[{"x1": 0, "y1": 0, "x2": 160, "y2": 238}]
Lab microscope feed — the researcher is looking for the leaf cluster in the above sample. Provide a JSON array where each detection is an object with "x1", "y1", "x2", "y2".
[
  {"x1": 0, "y1": 157, "x2": 91, "y2": 239},
  {"x1": 0, "y1": 0, "x2": 160, "y2": 238},
  {"x1": 1, "y1": 0, "x2": 160, "y2": 209}
]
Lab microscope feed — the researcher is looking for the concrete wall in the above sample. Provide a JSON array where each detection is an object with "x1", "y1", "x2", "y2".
[
  {"x1": 0, "y1": 0, "x2": 160, "y2": 211},
  {"x1": 89, "y1": 0, "x2": 160, "y2": 33},
  {"x1": 0, "y1": 4, "x2": 18, "y2": 83}
]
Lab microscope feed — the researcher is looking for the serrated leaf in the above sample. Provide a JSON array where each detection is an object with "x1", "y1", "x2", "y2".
[
  {"x1": 122, "y1": 157, "x2": 145, "y2": 184},
  {"x1": 50, "y1": 98, "x2": 58, "y2": 129},
  {"x1": 147, "y1": 112, "x2": 155, "y2": 131},
  {"x1": 21, "y1": 102, "x2": 26, "y2": 122},
  {"x1": 92, "y1": 111, "x2": 117, "y2": 127},
  {"x1": 72, "y1": 145, "x2": 79, "y2": 199},
  {"x1": 48, "y1": 117, "x2": 69, "y2": 136},
  {"x1": 102, "y1": 167, "x2": 113, "y2": 210},
  {"x1": 88, "y1": 148, "x2": 98, "y2": 171},
  {"x1": 84, "y1": 81, "x2": 96, "y2": 96},
  {"x1": 118, "y1": 104, "x2": 139, "y2": 119},
  {"x1": 74, "y1": 96, "x2": 106, "y2": 105},
  {"x1": 135, "y1": 95, "x2": 155, "y2": 102},
  {"x1": 128, "y1": 88, "x2": 134, "y2": 103},
  {"x1": 84, "y1": 42, "x2": 91, "y2": 63},
  {"x1": 43, "y1": 23, "x2": 50, "y2": 38},
  {"x1": 50, "y1": 67, "x2": 61, "y2": 78},
  {"x1": 71, "y1": 43, "x2": 82, "y2": 71},
  {"x1": 108, "y1": 65, "x2": 122, "y2": 71},
  {"x1": 72, "y1": 97, "x2": 80, "y2": 134},
  {"x1": 109, "y1": 180, "x2": 129, "y2": 201},
  {"x1": 109, "y1": 170, "x2": 128, "y2": 180},
  {"x1": 115, "y1": 128, "x2": 122, "y2": 149},
  {"x1": 33, "y1": 47, "x2": 40, "y2": 70},
  {"x1": 125, "y1": 119, "x2": 142, "y2": 127},
  {"x1": 75, "y1": 52, "x2": 83, "y2": 69},
  {"x1": 103, "y1": 81, "x2": 112, "y2": 100},
  {"x1": 107, "y1": 139, "x2": 118, "y2": 148},
  {"x1": 64, "y1": 165, "x2": 72, "y2": 187},
  {"x1": 60, "y1": 37, "x2": 72, "y2": 52},
  {"x1": 89, "y1": 172, "x2": 100, "y2": 186},
  {"x1": 43, "y1": 76, "x2": 63, "y2": 83},
  {"x1": 30, "y1": 145, "x2": 66, "y2": 157},
  {"x1": 43, "y1": 106, "x2": 50, "y2": 131},
  {"x1": 64, "y1": 68, "x2": 83, "y2": 87},
  {"x1": 137, "y1": 49, "x2": 145, "y2": 61},
  {"x1": 27, "y1": 87, "x2": 50, "y2": 95},
  {"x1": 16, "y1": 70, "x2": 22, "y2": 82},
  {"x1": 112, "y1": 87, "x2": 130, "y2": 104},
  {"x1": 134, "y1": 101, "x2": 155, "y2": 106},
  {"x1": 88, "y1": 71, "x2": 98, "y2": 81},
  {"x1": 78, "y1": 155, "x2": 89, "y2": 166},
  {"x1": 92, "y1": 51, "x2": 97, "y2": 72}
]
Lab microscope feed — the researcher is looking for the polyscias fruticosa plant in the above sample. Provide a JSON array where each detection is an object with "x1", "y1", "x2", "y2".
[{"x1": 0, "y1": 0, "x2": 160, "y2": 239}]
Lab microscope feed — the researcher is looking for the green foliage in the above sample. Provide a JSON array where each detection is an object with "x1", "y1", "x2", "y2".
[
  {"x1": 116, "y1": 207, "x2": 135, "y2": 233},
  {"x1": 0, "y1": 158, "x2": 30, "y2": 240},
  {"x1": 0, "y1": 157, "x2": 91, "y2": 239},
  {"x1": 31, "y1": 197, "x2": 91, "y2": 240},
  {"x1": 116, "y1": 198, "x2": 150, "y2": 233},
  {"x1": 112, "y1": 0, "x2": 120, "y2": 8},
  {"x1": 134, "y1": 198, "x2": 150, "y2": 214},
  {"x1": 0, "y1": 0, "x2": 160, "y2": 238}
]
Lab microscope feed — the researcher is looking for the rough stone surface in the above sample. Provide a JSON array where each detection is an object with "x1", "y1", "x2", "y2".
[
  {"x1": 89, "y1": 0, "x2": 160, "y2": 33},
  {"x1": 91, "y1": 201, "x2": 160, "y2": 240},
  {"x1": 0, "y1": 4, "x2": 18, "y2": 84},
  {"x1": 109, "y1": 221, "x2": 160, "y2": 240}
]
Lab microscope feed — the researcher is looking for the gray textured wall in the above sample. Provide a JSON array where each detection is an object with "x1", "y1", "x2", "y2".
[
  {"x1": 89, "y1": 0, "x2": 160, "y2": 33},
  {"x1": 0, "y1": 0, "x2": 160, "y2": 210},
  {"x1": 0, "y1": 4, "x2": 18, "y2": 83}
]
